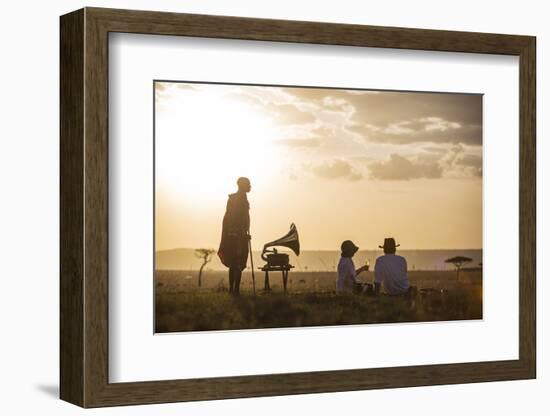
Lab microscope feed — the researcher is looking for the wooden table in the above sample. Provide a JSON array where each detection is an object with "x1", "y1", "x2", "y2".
[{"x1": 259, "y1": 264, "x2": 294, "y2": 293}]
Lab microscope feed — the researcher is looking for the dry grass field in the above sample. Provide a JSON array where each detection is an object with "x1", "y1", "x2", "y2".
[{"x1": 155, "y1": 269, "x2": 482, "y2": 332}]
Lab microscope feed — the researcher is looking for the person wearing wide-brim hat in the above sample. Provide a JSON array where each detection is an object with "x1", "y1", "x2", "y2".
[
  {"x1": 374, "y1": 238, "x2": 410, "y2": 296},
  {"x1": 336, "y1": 240, "x2": 369, "y2": 294}
]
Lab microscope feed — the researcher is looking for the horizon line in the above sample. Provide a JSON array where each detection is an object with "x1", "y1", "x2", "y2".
[{"x1": 156, "y1": 247, "x2": 483, "y2": 252}]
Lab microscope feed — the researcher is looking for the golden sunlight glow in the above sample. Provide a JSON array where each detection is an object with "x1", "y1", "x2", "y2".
[
  {"x1": 156, "y1": 87, "x2": 281, "y2": 206},
  {"x1": 155, "y1": 82, "x2": 483, "y2": 252}
]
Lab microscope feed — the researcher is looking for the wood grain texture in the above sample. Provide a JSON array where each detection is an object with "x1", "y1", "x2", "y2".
[
  {"x1": 518, "y1": 38, "x2": 536, "y2": 376},
  {"x1": 83, "y1": 10, "x2": 110, "y2": 406},
  {"x1": 59, "y1": 7, "x2": 537, "y2": 408},
  {"x1": 89, "y1": 7, "x2": 532, "y2": 54},
  {"x1": 59, "y1": 8, "x2": 84, "y2": 407}
]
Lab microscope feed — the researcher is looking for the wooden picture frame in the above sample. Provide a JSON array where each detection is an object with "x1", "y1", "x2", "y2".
[{"x1": 60, "y1": 7, "x2": 536, "y2": 408}]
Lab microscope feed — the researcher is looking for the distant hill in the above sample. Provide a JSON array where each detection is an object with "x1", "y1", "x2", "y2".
[{"x1": 155, "y1": 248, "x2": 482, "y2": 272}]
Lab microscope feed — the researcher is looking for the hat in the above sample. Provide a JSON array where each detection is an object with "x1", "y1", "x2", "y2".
[
  {"x1": 341, "y1": 240, "x2": 359, "y2": 256},
  {"x1": 379, "y1": 238, "x2": 400, "y2": 251}
]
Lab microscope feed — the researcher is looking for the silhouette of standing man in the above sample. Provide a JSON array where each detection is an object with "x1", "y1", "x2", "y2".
[{"x1": 218, "y1": 177, "x2": 251, "y2": 295}]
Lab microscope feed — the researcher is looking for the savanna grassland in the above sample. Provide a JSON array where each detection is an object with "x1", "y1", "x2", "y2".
[{"x1": 155, "y1": 269, "x2": 482, "y2": 333}]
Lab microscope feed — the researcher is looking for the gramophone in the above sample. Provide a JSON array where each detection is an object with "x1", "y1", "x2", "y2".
[{"x1": 261, "y1": 223, "x2": 300, "y2": 268}]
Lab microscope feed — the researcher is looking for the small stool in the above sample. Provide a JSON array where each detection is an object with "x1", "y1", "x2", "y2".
[{"x1": 259, "y1": 264, "x2": 294, "y2": 293}]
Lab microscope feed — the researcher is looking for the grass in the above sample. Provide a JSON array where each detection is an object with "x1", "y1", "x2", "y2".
[{"x1": 155, "y1": 270, "x2": 482, "y2": 333}]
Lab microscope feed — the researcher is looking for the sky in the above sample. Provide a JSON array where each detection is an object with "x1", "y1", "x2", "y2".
[{"x1": 155, "y1": 81, "x2": 482, "y2": 251}]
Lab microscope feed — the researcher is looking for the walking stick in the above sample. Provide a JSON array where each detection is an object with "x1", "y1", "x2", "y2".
[{"x1": 248, "y1": 235, "x2": 256, "y2": 296}]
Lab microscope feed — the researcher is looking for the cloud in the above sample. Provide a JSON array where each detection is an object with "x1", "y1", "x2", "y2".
[
  {"x1": 350, "y1": 116, "x2": 481, "y2": 146},
  {"x1": 426, "y1": 144, "x2": 483, "y2": 178},
  {"x1": 369, "y1": 154, "x2": 443, "y2": 180},
  {"x1": 155, "y1": 82, "x2": 197, "y2": 93},
  {"x1": 275, "y1": 124, "x2": 342, "y2": 150},
  {"x1": 174, "y1": 83, "x2": 197, "y2": 91},
  {"x1": 422, "y1": 146, "x2": 449, "y2": 154},
  {"x1": 308, "y1": 159, "x2": 363, "y2": 181},
  {"x1": 231, "y1": 86, "x2": 483, "y2": 147},
  {"x1": 268, "y1": 103, "x2": 317, "y2": 125},
  {"x1": 321, "y1": 96, "x2": 355, "y2": 112},
  {"x1": 456, "y1": 153, "x2": 482, "y2": 167},
  {"x1": 345, "y1": 90, "x2": 381, "y2": 95},
  {"x1": 311, "y1": 125, "x2": 336, "y2": 138},
  {"x1": 455, "y1": 153, "x2": 483, "y2": 177},
  {"x1": 283, "y1": 89, "x2": 481, "y2": 123},
  {"x1": 158, "y1": 83, "x2": 483, "y2": 179},
  {"x1": 275, "y1": 138, "x2": 321, "y2": 148},
  {"x1": 227, "y1": 88, "x2": 318, "y2": 125},
  {"x1": 223, "y1": 87, "x2": 317, "y2": 125}
]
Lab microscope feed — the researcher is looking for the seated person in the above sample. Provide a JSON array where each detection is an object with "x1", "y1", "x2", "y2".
[
  {"x1": 336, "y1": 240, "x2": 369, "y2": 294},
  {"x1": 374, "y1": 238, "x2": 410, "y2": 296}
]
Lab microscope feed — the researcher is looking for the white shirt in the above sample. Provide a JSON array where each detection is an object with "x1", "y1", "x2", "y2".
[
  {"x1": 336, "y1": 257, "x2": 358, "y2": 293},
  {"x1": 374, "y1": 254, "x2": 410, "y2": 295}
]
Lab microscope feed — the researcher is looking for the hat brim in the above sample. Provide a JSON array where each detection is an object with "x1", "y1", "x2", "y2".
[
  {"x1": 379, "y1": 244, "x2": 400, "y2": 249},
  {"x1": 343, "y1": 245, "x2": 359, "y2": 254}
]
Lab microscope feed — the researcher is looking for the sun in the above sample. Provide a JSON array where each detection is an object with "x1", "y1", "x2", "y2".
[{"x1": 155, "y1": 85, "x2": 281, "y2": 206}]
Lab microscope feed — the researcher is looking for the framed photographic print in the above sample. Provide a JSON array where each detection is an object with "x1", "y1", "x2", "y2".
[{"x1": 60, "y1": 7, "x2": 536, "y2": 408}]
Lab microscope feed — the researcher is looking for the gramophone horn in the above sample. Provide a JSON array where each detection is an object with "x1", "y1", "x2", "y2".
[{"x1": 262, "y1": 223, "x2": 300, "y2": 259}]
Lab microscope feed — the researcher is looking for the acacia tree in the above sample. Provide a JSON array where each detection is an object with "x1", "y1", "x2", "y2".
[
  {"x1": 445, "y1": 256, "x2": 473, "y2": 280},
  {"x1": 195, "y1": 248, "x2": 215, "y2": 288}
]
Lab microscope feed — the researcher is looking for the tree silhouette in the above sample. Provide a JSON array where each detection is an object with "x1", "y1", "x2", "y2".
[
  {"x1": 195, "y1": 248, "x2": 215, "y2": 287},
  {"x1": 445, "y1": 256, "x2": 473, "y2": 280}
]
